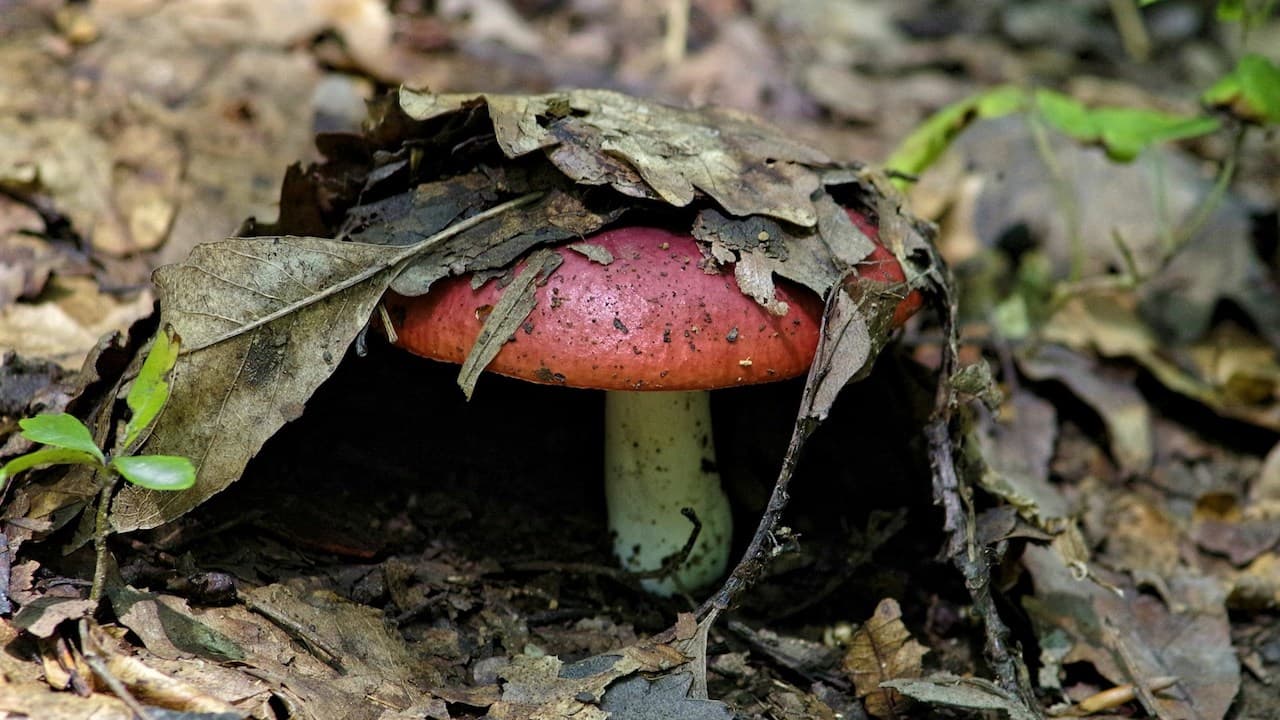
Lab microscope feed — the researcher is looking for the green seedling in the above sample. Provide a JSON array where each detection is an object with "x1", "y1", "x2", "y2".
[
  {"x1": 1203, "y1": 53, "x2": 1280, "y2": 125},
  {"x1": 0, "y1": 325, "x2": 194, "y2": 492}
]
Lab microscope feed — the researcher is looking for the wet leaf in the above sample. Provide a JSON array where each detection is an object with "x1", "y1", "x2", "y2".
[{"x1": 842, "y1": 598, "x2": 929, "y2": 718}]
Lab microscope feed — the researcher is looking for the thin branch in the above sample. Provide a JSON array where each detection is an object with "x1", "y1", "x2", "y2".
[{"x1": 925, "y1": 273, "x2": 1040, "y2": 714}]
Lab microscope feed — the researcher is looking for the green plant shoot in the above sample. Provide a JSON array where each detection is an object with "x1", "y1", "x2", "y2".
[
  {"x1": 0, "y1": 325, "x2": 195, "y2": 492},
  {"x1": 1203, "y1": 53, "x2": 1280, "y2": 125}
]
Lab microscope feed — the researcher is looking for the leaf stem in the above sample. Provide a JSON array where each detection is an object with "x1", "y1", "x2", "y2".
[{"x1": 90, "y1": 470, "x2": 119, "y2": 603}]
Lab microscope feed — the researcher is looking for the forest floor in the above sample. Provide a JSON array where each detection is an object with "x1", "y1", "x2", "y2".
[{"x1": 1, "y1": 1, "x2": 1278, "y2": 718}]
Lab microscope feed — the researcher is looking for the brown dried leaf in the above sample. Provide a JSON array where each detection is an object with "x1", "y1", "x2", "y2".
[
  {"x1": 1017, "y1": 343, "x2": 1153, "y2": 475},
  {"x1": 842, "y1": 598, "x2": 929, "y2": 719},
  {"x1": 82, "y1": 621, "x2": 241, "y2": 716},
  {"x1": 973, "y1": 389, "x2": 1073, "y2": 525},
  {"x1": 12, "y1": 597, "x2": 98, "y2": 638},
  {"x1": 1043, "y1": 280, "x2": 1280, "y2": 432},
  {"x1": 0, "y1": 277, "x2": 153, "y2": 370},
  {"x1": 1190, "y1": 492, "x2": 1280, "y2": 566}
]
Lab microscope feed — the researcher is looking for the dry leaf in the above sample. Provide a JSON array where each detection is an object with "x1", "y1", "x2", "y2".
[
  {"x1": 458, "y1": 248, "x2": 562, "y2": 398},
  {"x1": 109, "y1": 236, "x2": 406, "y2": 532},
  {"x1": 882, "y1": 674, "x2": 1039, "y2": 720},
  {"x1": 842, "y1": 597, "x2": 929, "y2": 718},
  {"x1": 397, "y1": 89, "x2": 832, "y2": 226}
]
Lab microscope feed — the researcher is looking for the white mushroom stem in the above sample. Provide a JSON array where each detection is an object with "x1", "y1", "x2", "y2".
[{"x1": 604, "y1": 390, "x2": 733, "y2": 596}]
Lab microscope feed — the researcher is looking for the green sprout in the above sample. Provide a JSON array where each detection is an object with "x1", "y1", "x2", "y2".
[{"x1": 1, "y1": 325, "x2": 194, "y2": 492}]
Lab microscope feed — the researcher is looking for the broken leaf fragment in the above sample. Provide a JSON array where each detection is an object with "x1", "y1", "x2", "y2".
[{"x1": 487, "y1": 642, "x2": 691, "y2": 720}]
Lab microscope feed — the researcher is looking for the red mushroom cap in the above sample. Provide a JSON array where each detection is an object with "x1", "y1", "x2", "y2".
[{"x1": 385, "y1": 210, "x2": 922, "y2": 390}]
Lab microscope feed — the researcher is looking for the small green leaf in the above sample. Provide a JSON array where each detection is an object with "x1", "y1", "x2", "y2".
[
  {"x1": 0, "y1": 447, "x2": 103, "y2": 488},
  {"x1": 111, "y1": 455, "x2": 196, "y2": 491},
  {"x1": 1203, "y1": 53, "x2": 1280, "y2": 125},
  {"x1": 1036, "y1": 90, "x2": 1219, "y2": 161},
  {"x1": 1215, "y1": 0, "x2": 1244, "y2": 21},
  {"x1": 1034, "y1": 90, "x2": 1094, "y2": 139},
  {"x1": 885, "y1": 85, "x2": 1028, "y2": 186},
  {"x1": 122, "y1": 325, "x2": 182, "y2": 450},
  {"x1": 19, "y1": 414, "x2": 104, "y2": 463},
  {"x1": 1138, "y1": 0, "x2": 1167, "y2": 6},
  {"x1": 1091, "y1": 107, "x2": 1220, "y2": 161}
]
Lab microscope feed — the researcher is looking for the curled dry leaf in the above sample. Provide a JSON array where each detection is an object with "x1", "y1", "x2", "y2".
[{"x1": 842, "y1": 597, "x2": 929, "y2": 719}]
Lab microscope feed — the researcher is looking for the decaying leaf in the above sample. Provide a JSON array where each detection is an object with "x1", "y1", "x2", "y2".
[
  {"x1": 1016, "y1": 343, "x2": 1153, "y2": 475},
  {"x1": 1042, "y1": 295, "x2": 1280, "y2": 432},
  {"x1": 457, "y1": 248, "x2": 562, "y2": 398},
  {"x1": 842, "y1": 598, "x2": 929, "y2": 718},
  {"x1": 600, "y1": 673, "x2": 735, "y2": 720},
  {"x1": 973, "y1": 388, "x2": 1073, "y2": 526},
  {"x1": 11, "y1": 597, "x2": 98, "y2": 638}
]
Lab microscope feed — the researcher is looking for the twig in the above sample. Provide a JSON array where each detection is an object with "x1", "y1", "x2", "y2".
[
  {"x1": 695, "y1": 415, "x2": 816, "y2": 620},
  {"x1": 925, "y1": 274, "x2": 1040, "y2": 713},
  {"x1": 79, "y1": 634, "x2": 155, "y2": 720},
  {"x1": 663, "y1": 0, "x2": 689, "y2": 67}
]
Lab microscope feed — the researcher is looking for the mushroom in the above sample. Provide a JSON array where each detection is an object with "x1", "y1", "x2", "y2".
[{"x1": 383, "y1": 210, "x2": 921, "y2": 596}]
